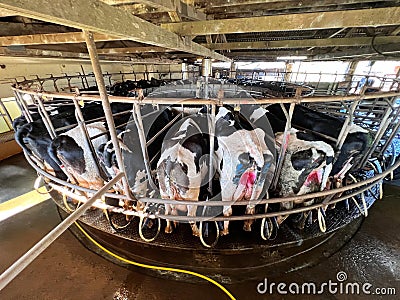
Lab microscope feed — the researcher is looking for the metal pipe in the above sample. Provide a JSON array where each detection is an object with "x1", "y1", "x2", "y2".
[
  {"x1": 25, "y1": 153, "x2": 128, "y2": 200},
  {"x1": 153, "y1": 182, "x2": 376, "y2": 222},
  {"x1": 0, "y1": 98, "x2": 13, "y2": 129},
  {"x1": 145, "y1": 113, "x2": 181, "y2": 147},
  {"x1": 208, "y1": 104, "x2": 216, "y2": 192},
  {"x1": 336, "y1": 99, "x2": 359, "y2": 149},
  {"x1": 83, "y1": 30, "x2": 133, "y2": 200},
  {"x1": 359, "y1": 105, "x2": 395, "y2": 168},
  {"x1": 0, "y1": 172, "x2": 123, "y2": 291},
  {"x1": 138, "y1": 156, "x2": 400, "y2": 207},
  {"x1": 272, "y1": 102, "x2": 295, "y2": 189},
  {"x1": 36, "y1": 95, "x2": 56, "y2": 139},
  {"x1": 132, "y1": 102, "x2": 159, "y2": 191},
  {"x1": 71, "y1": 96, "x2": 104, "y2": 179},
  {"x1": 80, "y1": 65, "x2": 89, "y2": 89},
  {"x1": 14, "y1": 91, "x2": 33, "y2": 122},
  {"x1": 11, "y1": 86, "x2": 400, "y2": 105}
]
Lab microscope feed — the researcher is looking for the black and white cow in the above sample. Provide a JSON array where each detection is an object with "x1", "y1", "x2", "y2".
[
  {"x1": 242, "y1": 106, "x2": 335, "y2": 226},
  {"x1": 215, "y1": 106, "x2": 275, "y2": 235},
  {"x1": 275, "y1": 129, "x2": 334, "y2": 214},
  {"x1": 49, "y1": 122, "x2": 108, "y2": 190},
  {"x1": 266, "y1": 103, "x2": 369, "y2": 176},
  {"x1": 157, "y1": 115, "x2": 210, "y2": 236}
]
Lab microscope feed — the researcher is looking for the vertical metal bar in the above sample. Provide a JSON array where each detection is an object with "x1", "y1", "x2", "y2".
[
  {"x1": 83, "y1": 30, "x2": 133, "y2": 199},
  {"x1": 0, "y1": 172, "x2": 123, "y2": 292},
  {"x1": 208, "y1": 103, "x2": 216, "y2": 193},
  {"x1": 359, "y1": 105, "x2": 394, "y2": 168},
  {"x1": 72, "y1": 96, "x2": 104, "y2": 178},
  {"x1": 132, "y1": 102, "x2": 158, "y2": 191},
  {"x1": 336, "y1": 99, "x2": 358, "y2": 150},
  {"x1": 80, "y1": 65, "x2": 89, "y2": 89},
  {"x1": 36, "y1": 96, "x2": 56, "y2": 139},
  {"x1": 272, "y1": 103, "x2": 295, "y2": 189},
  {"x1": 0, "y1": 98, "x2": 14, "y2": 129},
  {"x1": 14, "y1": 91, "x2": 32, "y2": 122}
]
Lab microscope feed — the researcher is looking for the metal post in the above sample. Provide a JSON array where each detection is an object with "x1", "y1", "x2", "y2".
[
  {"x1": 14, "y1": 91, "x2": 33, "y2": 122},
  {"x1": 36, "y1": 96, "x2": 57, "y2": 139},
  {"x1": 80, "y1": 65, "x2": 89, "y2": 89},
  {"x1": 208, "y1": 103, "x2": 216, "y2": 192},
  {"x1": 202, "y1": 58, "x2": 211, "y2": 99},
  {"x1": 83, "y1": 30, "x2": 133, "y2": 199},
  {"x1": 0, "y1": 172, "x2": 123, "y2": 292},
  {"x1": 72, "y1": 95, "x2": 104, "y2": 178},
  {"x1": 272, "y1": 103, "x2": 295, "y2": 189},
  {"x1": 336, "y1": 99, "x2": 359, "y2": 149},
  {"x1": 132, "y1": 102, "x2": 158, "y2": 191},
  {"x1": 0, "y1": 99, "x2": 14, "y2": 129}
]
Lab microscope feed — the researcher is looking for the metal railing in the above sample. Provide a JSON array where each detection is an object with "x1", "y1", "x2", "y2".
[{"x1": 9, "y1": 71, "x2": 400, "y2": 247}]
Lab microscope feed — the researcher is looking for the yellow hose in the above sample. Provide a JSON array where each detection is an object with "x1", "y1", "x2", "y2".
[{"x1": 74, "y1": 222, "x2": 236, "y2": 300}]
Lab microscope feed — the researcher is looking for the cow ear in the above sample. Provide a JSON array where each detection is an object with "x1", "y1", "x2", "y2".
[{"x1": 26, "y1": 123, "x2": 33, "y2": 132}]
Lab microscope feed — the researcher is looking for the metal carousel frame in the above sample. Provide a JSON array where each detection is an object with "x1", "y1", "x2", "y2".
[{"x1": 4, "y1": 37, "x2": 400, "y2": 284}]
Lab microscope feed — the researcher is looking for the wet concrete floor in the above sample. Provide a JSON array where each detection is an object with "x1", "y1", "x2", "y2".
[{"x1": 0, "y1": 182, "x2": 399, "y2": 299}]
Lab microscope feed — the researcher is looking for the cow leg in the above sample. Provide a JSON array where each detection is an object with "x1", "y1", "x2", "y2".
[
  {"x1": 276, "y1": 214, "x2": 289, "y2": 225},
  {"x1": 243, "y1": 205, "x2": 255, "y2": 231},
  {"x1": 187, "y1": 204, "x2": 200, "y2": 237},
  {"x1": 221, "y1": 206, "x2": 232, "y2": 236},
  {"x1": 164, "y1": 204, "x2": 173, "y2": 233}
]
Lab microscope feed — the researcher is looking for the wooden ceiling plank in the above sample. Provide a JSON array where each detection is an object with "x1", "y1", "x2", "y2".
[
  {"x1": 203, "y1": 36, "x2": 400, "y2": 50},
  {"x1": 204, "y1": 0, "x2": 295, "y2": 7},
  {"x1": 204, "y1": 0, "x2": 393, "y2": 15},
  {"x1": 162, "y1": 7, "x2": 400, "y2": 36},
  {"x1": 103, "y1": 0, "x2": 206, "y2": 20},
  {"x1": 0, "y1": 0, "x2": 229, "y2": 61},
  {"x1": 0, "y1": 32, "x2": 122, "y2": 46},
  {"x1": 0, "y1": 7, "x2": 16, "y2": 16},
  {"x1": 97, "y1": 46, "x2": 173, "y2": 53},
  {"x1": 0, "y1": 45, "x2": 179, "y2": 62}
]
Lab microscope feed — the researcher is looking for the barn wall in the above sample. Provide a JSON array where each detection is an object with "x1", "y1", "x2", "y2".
[{"x1": 0, "y1": 57, "x2": 184, "y2": 132}]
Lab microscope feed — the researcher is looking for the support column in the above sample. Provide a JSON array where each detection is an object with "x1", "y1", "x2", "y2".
[
  {"x1": 284, "y1": 61, "x2": 293, "y2": 82},
  {"x1": 229, "y1": 61, "x2": 236, "y2": 79},
  {"x1": 83, "y1": 30, "x2": 133, "y2": 199},
  {"x1": 181, "y1": 62, "x2": 188, "y2": 80},
  {"x1": 201, "y1": 58, "x2": 212, "y2": 99},
  {"x1": 344, "y1": 60, "x2": 359, "y2": 93},
  {"x1": 201, "y1": 58, "x2": 212, "y2": 77}
]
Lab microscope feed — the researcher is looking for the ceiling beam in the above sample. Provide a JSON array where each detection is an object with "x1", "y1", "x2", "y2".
[
  {"x1": 0, "y1": 32, "x2": 123, "y2": 46},
  {"x1": 0, "y1": 46, "x2": 180, "y2": 63},
  {"x1": 203, "y1": 0, "x2": 295, "y2": 7},
  {"x1": 162, "y1": 7, "x2": 400, "y2": 36},
  {"x1": 223, "y1": 44, "x2": 400, "y2": 60},
  {"x1": 202, "y1": 36, "x2": 400, "y2": 50},
  {"x1": 97, "y1": 46, "x2": 173, "y2": 54},
  {"x1": 204, "y1": 0, "x2": 394, "y2": 15},
  {"x1": 0, "y1": 0, "x2": 229, "y2": 61},
  {"x1": 103, "y1": 0, "x2": 206, "y2": 20},
  {"x1": 0, "y1": 7, "x2": 16, "y2": 16}
]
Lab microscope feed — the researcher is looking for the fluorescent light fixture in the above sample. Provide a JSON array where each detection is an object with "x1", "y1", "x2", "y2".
[{"x1": 277, "y1": 56, "x2": 307, "y2": 61}]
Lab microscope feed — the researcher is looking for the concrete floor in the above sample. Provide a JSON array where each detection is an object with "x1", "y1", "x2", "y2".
[
  {"x1": 0, "y1": 156, "x2": 399, "y2": 299},
  {"x1": 0, "y1": 153, "x2": 37, "y2": 204}
]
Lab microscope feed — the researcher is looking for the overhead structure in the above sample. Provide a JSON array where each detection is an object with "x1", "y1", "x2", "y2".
[
  {"x1": 0, "y1": 1, "x2": 400, "y2": 61},
  {"x1": 0, "y1": 0, "x2": 229, "y2": 62}
]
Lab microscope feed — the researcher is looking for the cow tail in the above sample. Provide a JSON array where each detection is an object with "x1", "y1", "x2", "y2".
[
  {"x1": 48, "y1": 137, "x2": 63, "y2": 166},
  {"x1": 47, "y1": 137, "x2": 68, "y2": 180}
]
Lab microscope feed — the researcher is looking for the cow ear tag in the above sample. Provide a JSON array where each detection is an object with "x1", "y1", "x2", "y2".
[
  {"x1": 79, "y1": 99, "x2": 85, "y2": 107},
  {"x1": 234, "y1": 104, "x2": 241, "y2": 111}
]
